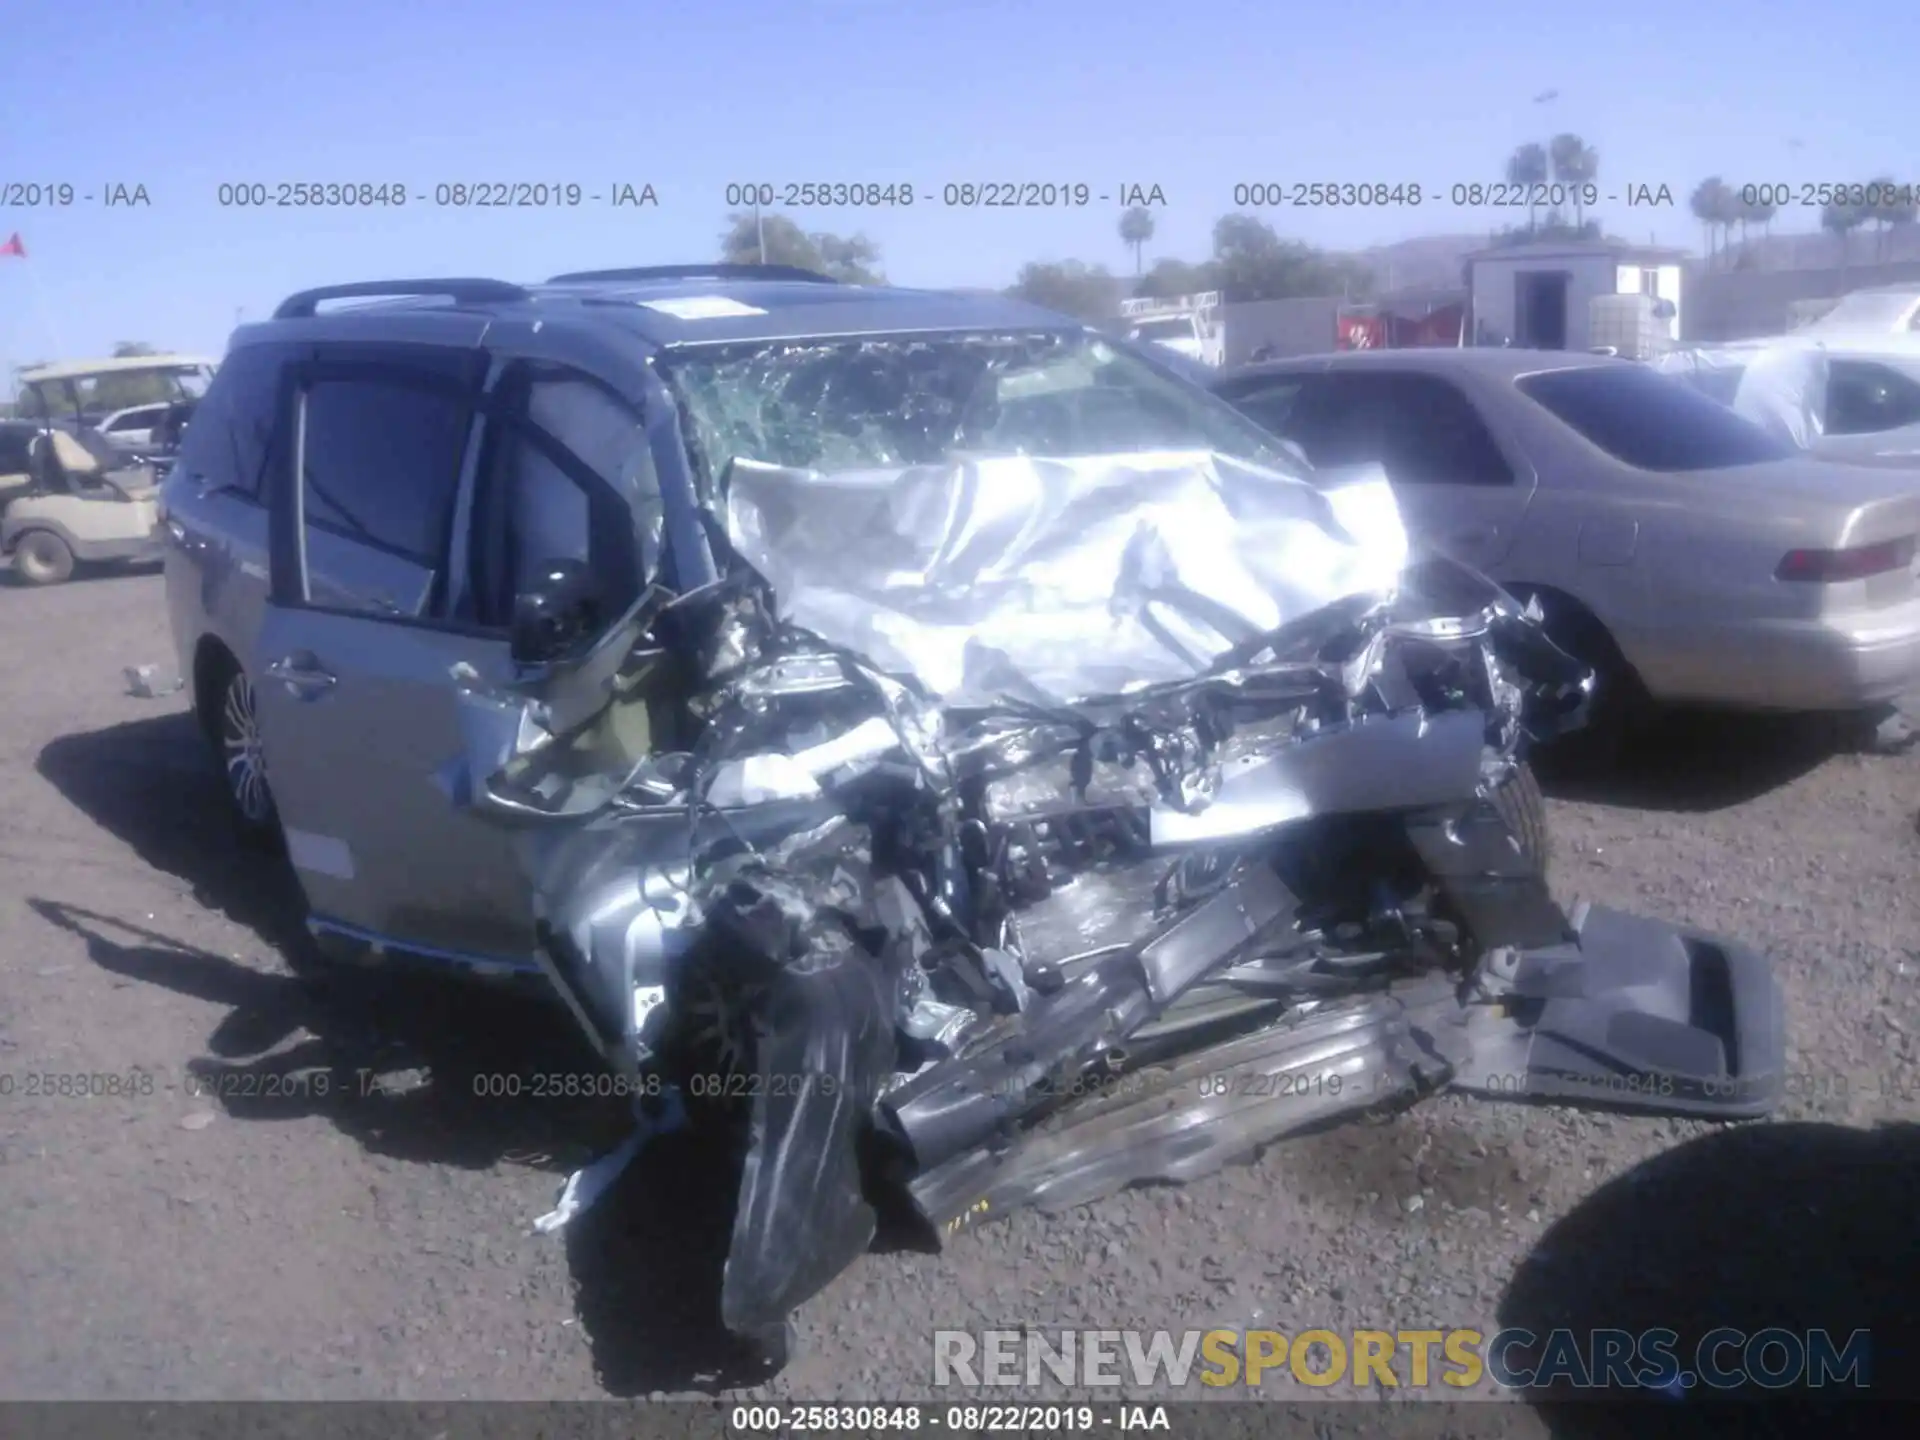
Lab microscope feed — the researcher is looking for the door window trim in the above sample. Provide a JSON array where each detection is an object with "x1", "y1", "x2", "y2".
[
  {"x1": 462, "y1": 359, "x2": 650, "y2": 635},
  {"x1": 268, "y1": 352, "x2": 506, "y2": 638},
  {"x1": 293, "y1": 359, "x2": 473, "y2": 567}
]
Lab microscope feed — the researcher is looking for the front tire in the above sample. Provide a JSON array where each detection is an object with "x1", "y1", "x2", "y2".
[
  {"x1": 1491, "y1": 760, "x2": 1550, "y2": 877},
  {"x1": 212, "y1": 660, "x2": 282, "y2": 850},
  {"x1": 12, "y1": 530, "x2": 76, "y2": 585}
]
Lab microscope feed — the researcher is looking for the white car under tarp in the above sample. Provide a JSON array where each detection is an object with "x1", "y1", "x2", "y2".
[{"x1": 1655, "y1": 333, "x2": 1920, "y2": 462}]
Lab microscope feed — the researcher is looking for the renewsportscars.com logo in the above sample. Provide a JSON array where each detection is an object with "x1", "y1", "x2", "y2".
[{"x1": 932, "y1": 1326, "x2": 1872, "y2": 1393}]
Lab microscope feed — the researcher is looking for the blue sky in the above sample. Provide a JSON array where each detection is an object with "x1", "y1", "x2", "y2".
[{"x1": 3, "y1": 0, "x2": 1912, "y2": 378}]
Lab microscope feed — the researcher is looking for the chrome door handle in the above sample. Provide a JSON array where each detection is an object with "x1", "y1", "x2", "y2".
[{"x1": 266, "y1": 654, "x2": 337, "y2": 694}]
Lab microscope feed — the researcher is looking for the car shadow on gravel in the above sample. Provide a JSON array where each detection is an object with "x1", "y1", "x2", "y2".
[
  {"x1": 1498, "y1": 1121, "x2": 1920, "y2": 1434},
  {"x1": 1535, "y1": 709, "x2": 1865, "y2": 813},
  {"x1": 33, "y1": 711, "x2": 786, "y2": 1396}
]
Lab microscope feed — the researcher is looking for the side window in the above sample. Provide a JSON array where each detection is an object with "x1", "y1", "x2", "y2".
[
  {"x1": 1378, "y1": 375, "x2": 1513, "y2": 484},
  {"x1": 1307, "y1": 373, "x2": 1514, "y2": 485},
  {"x1": 173, "y1": 347, "x2": 285, "y2": 500},
  {"x1": 463, "y1": 367, "x2": 658, "y2": 629},
  {"x1": 1218, "y1": 376, "x2": 1307, "y2": 437},
  {"x1": 299, "y1": 375, "x2": 469, "y2": 564},
  {"x1": 1281, "y1": 376, "x2": 1375, "y2": 468},
  {"x1": 1826, "y1": 361, "x2": 1920, "y2": 436}
]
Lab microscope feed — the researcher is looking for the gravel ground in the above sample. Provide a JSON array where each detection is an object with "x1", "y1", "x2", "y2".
[{"x1": 1, "y1": 567, "x2": 1915, "y2": 1420}]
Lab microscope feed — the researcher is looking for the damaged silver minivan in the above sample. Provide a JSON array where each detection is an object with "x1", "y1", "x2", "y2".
[{"x1": 162, "y1": 267, "x2": 1786, "y2": 1363}]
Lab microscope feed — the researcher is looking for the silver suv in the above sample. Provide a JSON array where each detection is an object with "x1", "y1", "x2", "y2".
[{"x1": 162, "y1": 266, "x2": 1786, "y2": 1359}]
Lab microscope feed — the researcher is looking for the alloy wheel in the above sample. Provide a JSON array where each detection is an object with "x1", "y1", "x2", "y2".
[{"x1": 220, "y1": 671, "x2": 274, "y2": 825}]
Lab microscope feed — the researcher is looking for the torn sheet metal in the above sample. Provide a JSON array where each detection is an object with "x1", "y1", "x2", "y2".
[
  {"x1": 904, "y1": 985, "x2": 1455, "y2": 1232},
  {"x1": 1147, "y1": 708, "x2": 1487, "y2": 845},
  {"x1": 722, "y1": 450, "x2": 1407, "y2": 708}
]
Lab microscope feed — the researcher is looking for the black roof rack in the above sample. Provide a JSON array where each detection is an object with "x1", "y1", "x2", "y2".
[
  {"x1": 272, "y1": 279, "x2": 530, "y2": 320},
  {"x1": 544, "y1": 263, "x2": 840, "y2": 286}
]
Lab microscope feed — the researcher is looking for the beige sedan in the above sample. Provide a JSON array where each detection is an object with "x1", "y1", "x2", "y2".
[{"x1": 1210, "y1": 348, "x2": 1920, "y2": 717}]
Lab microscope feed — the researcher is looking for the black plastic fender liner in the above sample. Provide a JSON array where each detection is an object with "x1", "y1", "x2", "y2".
[
  {"x1": 689, "y1": 824, "x2": 916, "y2": 1340},
  {"x1": 1445, "y1": 903, "x2": 1788, "y2": 1120}
]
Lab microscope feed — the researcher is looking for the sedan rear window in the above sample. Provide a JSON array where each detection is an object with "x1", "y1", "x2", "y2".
[{"x1": 1516, "y1": 364, "x2": 1795, "y2": 471}]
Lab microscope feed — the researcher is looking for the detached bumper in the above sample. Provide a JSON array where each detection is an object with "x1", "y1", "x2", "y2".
[{"x1": 1445, "y1": 901, "x2": 1786, "y2": 1119}]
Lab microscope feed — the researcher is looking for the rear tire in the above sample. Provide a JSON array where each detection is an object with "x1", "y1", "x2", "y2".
[
  {"x1": 1491, "y1": 760, "x2": 1550, "y2": 877},
  {"x1": 12, "y1": 530, "x2": 76, "y2": 585}
]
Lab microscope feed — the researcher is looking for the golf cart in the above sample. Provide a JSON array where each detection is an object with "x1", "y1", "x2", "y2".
[
  {"x1": 0, "y1": 417, "x2": 164, "y2": 585},
  {"x1": 2, "y1": 355, "x2": 212, "y2": 585},
  {"x1": 17, "y1": 354, "x2": 216, "y2": 479}
]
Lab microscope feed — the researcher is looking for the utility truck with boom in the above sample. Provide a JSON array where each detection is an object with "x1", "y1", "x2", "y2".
[{"x1": 1122, "y1": 292, "x2": 1224, "y2": 368}]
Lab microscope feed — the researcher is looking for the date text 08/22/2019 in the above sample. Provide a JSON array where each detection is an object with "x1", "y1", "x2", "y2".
[{"x1": 726, "y1": 1403, "x2": 1169, "y2": 1433}]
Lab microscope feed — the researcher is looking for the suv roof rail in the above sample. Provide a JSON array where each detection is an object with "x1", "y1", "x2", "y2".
[
  {"x1": 544, "y1": 263, "x2": 840, "y2": 285},
  {"x1": 271, "y1": 278, "x2": 531, "y2": 320}
]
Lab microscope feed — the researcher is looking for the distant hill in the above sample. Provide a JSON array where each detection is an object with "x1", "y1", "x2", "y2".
[{"x1": 1340, "y1": 234, "x2": 1487, "y2": 291}]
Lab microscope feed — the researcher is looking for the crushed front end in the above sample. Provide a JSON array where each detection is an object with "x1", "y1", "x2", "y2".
[{"x1": 452, "y1": 360, "x2": 1785, "y2": 1356}]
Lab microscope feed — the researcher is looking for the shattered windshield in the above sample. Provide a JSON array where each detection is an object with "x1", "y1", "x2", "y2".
[{"x1": 659, "y1": 330, "x2": 1302, "y2": 486}]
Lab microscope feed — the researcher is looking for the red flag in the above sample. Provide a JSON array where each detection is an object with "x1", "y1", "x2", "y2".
[
  {"x1": 1337, "y1": 315, "x2": 1384, "y2": 350},
  {"x1": 0, "y1": 233, "x2": 24, "y2": 258}
]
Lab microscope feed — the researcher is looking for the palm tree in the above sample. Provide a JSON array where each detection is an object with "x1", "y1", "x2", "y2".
[
  {"x1": 1506, "y1": 143, "x2": 1548, "y2": 231},
  {"x1": 1821, "y1": 200, "x2": 1862, "y2": 275},
  {"x1": 1547, "y1": 133, "x2": 1599, "y2": 226},
  {"x1": 1745, "y1": 191, "x2": 1778, "y2": 242},
  {"x1": 1689, "y1": 177, "x2": 1734, "y2": 265},
  {"x1": 1723, "y1": 193, "x2": 1758, "y2": 263},
  {"x1": 1118, "y1": 206, "x2": 1156, "y2": 277},
  {"x1": 1864, "y1": 176, "x2": 1910, "y2": 261},
  {"x1": 1884, "y1": 186, "x2": 1920, "y2": 260}
]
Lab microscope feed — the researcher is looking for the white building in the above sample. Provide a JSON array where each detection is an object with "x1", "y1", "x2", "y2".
[{"x1": 1464, "y1": 240, "x2": 1687, "y2": 352}]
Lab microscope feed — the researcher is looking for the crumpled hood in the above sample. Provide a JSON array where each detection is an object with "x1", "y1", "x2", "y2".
[{"x1": 721, "y1": 449, "x2": 1408, "y2": 708}]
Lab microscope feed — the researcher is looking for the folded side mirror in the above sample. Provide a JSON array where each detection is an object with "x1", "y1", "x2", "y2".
[{"x1": 510, "y1": 558, "x2": 606, "y2": 666}]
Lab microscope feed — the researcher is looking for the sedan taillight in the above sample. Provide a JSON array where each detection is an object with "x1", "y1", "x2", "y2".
[{"x1": 1775, "y1": 536, "x2": 1916, "y2": 582}]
